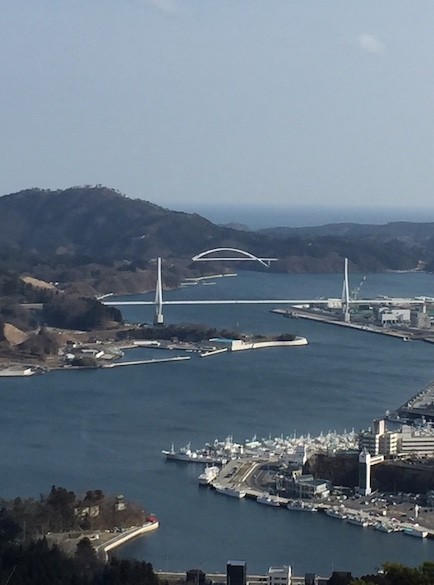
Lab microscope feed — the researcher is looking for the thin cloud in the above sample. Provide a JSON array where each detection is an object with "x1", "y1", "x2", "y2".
[
  {"x1": 145, "y1": 0, "x2": 178, "y2": 15},
  {"x1": 358, "y1": 33, "x2": 385, "y2": 54}
]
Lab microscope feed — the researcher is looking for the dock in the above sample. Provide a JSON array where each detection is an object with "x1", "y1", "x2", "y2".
[{"x1": 395, "y1": 380, "x2": 434, "y2": 421}]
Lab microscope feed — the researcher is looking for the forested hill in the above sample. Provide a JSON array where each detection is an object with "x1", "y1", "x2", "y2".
[
  {"x1": 0, "y1": 186, "x2": 432, "y2": 275},
  {"x1": 0, "y1": 186, "x2": 272, "y2": 261}
]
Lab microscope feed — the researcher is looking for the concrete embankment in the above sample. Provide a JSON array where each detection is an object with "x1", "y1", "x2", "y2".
[
  {"x1": 96, "y1": 520, "x2": 159, "y2": 560},
  {"x1": 102, "y1": 356, "x2": 190, "y2": 368},
  {"x1": 249, "y1": 337, "x2": 308, "y2": 349}
]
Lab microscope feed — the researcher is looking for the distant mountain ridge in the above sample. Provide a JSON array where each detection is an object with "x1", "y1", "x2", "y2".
[
  {"x1": 259, "y1": 221, "x2": 434, "y2": 241},
  {"x1": 0, "y1": 186, "x2": 432, "y2": 277}
]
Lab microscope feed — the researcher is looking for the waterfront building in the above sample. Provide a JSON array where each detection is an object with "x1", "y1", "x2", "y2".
[
  {"x1": 376, "y1": 307, "x2": 410, "y2": 325},
  {"x1": 285, "y1": 473, "x2": 330, "y2": 499},
  {"x1": 358, "y1": 419, "x2": 399, "y2": 456},
  {"x1": 292, "y1": 444, "x2": 308, "y2": 465},
  {"x1": 358, "y1": 429, "x2": 381, "y2": 455},
  {"x1": 400, "y1": 424, "x2": 434, "y2": 455},
  {"x1": 379, "y1": 430, "x2": 399, "y2": 455},
  {"x1": 411, "y1": 310, "x2": 431, "y2": 329},
  {"x1": 227, "y1": 561, "x2": 247, "y2": 585},
  {"x1": 267, "y1": 566, "x2": 291, "y2": 585}
]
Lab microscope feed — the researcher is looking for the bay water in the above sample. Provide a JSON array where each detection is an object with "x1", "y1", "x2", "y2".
[{"x1": 1, "y1": 271, "x2": 434, "y2": 575}]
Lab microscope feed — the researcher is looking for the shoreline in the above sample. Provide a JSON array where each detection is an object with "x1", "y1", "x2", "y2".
[
  {"x1": 46, "y1": 519, "x2": 159, "y2": 561},
  {"x1": 96, "y1": 520, "x2": 159, "y2": 561}
]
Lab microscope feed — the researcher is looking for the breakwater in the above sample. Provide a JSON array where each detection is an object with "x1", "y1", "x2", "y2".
[
  {"x1": 102, "y1": 356, "x2": 190, "y2": 368},
  {"x1": 97, "y1": 520, "x2": 159, "y2": 561}
]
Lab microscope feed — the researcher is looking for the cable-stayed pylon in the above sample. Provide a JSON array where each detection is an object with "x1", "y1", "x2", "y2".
[
  {"x1": 341, "y1": 257, "x2": 350, "y2": 322},
  {"x1": 154, "y1": 257, "x2": 164, "y2": 325}
]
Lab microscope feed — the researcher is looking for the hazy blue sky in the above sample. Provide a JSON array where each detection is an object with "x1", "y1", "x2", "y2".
[{"x1": 1, "y1": 1, "x2": 434, "y2": 220}]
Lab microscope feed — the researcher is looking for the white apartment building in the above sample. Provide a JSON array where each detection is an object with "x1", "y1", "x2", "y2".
[{"x1": 268, "y1": 566, "x2": 291, "y2": 585}]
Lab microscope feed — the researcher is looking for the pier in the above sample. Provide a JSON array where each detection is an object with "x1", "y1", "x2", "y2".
[{"x1": 396, "y1": 380, "x2": 434, "y2": 421}]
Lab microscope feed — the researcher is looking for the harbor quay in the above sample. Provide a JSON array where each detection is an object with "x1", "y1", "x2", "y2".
[
  {"x1": 395, "y1": 380, "x2": 434, "y2": 422},
  {"x1": 272, "y1": 308, "x2": 434, "y2": 343},
  {"x1": 164, "y1": 424, "x2": 434, "y2": 538}
]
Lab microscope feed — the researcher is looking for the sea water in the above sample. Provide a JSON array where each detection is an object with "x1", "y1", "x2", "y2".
[{"x1": 1, "y1": 271, "x2": 434, "y2": 575}]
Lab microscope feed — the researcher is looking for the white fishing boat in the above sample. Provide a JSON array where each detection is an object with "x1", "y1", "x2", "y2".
[
  {"x1": 375, "y1": 522, "x2": 394, "y2": 533},
  {"x1": 325, "y1": 508, "x2": 347, "y2": 520},
  {"x1": 257, "y1": 494, "x2": 281, "y2": 507},
  {"x1": 404, "y1": 526, "x2": 428, "y2": 538},
  {"x1": 214, "y1": 485, "x2": 246, "y2": 498},
  {"x1": 198, "y1": 465, "x2": 220, "y2": 485},
  {"x1": 162, "y1": 443, "x2": 227, "y2": 464},
  {"x1": 287, "y1": 500, "x2": 318, "y2": 512},
  {"x1": 347, "y1": 515, "x2": 369, "y2": 527}
]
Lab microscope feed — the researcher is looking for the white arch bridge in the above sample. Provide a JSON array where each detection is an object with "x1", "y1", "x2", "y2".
[{"x1": 192, "y1": 247, "x2": 277, "y2": 269}]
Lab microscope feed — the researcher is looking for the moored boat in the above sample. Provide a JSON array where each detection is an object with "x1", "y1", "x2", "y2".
[
  {"x1": 257, "y1": 494, "x2": 281, "y2": 507},
  {"x1": 404, "y1": 526, "x2": 428, "y2": 538},
  {"x1": 162, "y1": 443, "x2": 227, "y2": 464},
  {"x1": 375, "y1": 522, "x2": 394, "y2": 533},
  {"x1": 214, "y1": 485, "x2": 246, "y2": 498},
  {"x1": 347, "y1": 515, "x2": 369, "y2": 527},
  {"x1": 325, "y1": 507, "x2": 347, "y2": 520},
  {"x1": 287, "y1": 500, "x2": 318, "y2": 512},
  {"x1": 198, "y1": 465, "x2": 220, "y2": 485}
]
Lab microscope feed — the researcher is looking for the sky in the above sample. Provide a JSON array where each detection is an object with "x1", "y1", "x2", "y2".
[{"x1": 1, "y1": 1, "x2": 434, "y2": 224}]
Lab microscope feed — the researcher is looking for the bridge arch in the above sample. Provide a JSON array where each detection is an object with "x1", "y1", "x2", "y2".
[{"x1": 192, "y1": 247, "x2": 276, "y2": 268}]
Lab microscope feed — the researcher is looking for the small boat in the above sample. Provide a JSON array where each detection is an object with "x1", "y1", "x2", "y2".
[
  {"x1": 257, "y1": 494, "x2": 281, "y2": 507},
  {"x1": 404, "y1": 526, "x2": 428, "y2": 538},
  {"x1": 347, "y1": 516, "x2": 369, "y2": 527},
  {"x1": 375, "y1": 522, "x2": 394, "y2": 533},
  {"x1": 198, "y1": 465, "x2": 220, "y2": 485},
  {"x1": 325, "y1": 508, "x2": 347, "y2": 520},
  {"x1": 214, "y1": 485, "x2": 246, "y2": 498},
  {"x1": 287, "y1": 500, "x2": 318, "y2": 512},
  {"x1": 162, "y1": 443, "x2": 227, "y2": 464}
]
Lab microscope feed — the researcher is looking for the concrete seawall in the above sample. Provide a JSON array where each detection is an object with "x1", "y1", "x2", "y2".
[{"x1": 97, "y1": 520, "x2": 159, "y2": 560}]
